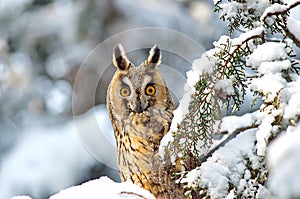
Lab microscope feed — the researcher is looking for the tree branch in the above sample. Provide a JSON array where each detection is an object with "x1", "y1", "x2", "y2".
[
  {"x1": 260, "y1": 1, "x2": 300, "y2": 22},
  {"x1": 260, "y1": 0, "x2": 300, "y2": 47},
  {"x1": 120, "y1": 191, "x2": 150, "y2": 199}
]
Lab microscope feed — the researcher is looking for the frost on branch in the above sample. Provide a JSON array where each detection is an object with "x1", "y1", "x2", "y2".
[{"x1": 160, "y1": 0, "x2": 300, "y2": 198}]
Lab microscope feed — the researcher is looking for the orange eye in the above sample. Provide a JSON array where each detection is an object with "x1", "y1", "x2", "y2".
[
  {"x1": 145, "y1": 85, "x2": 156, "y2": 96},
  {"x1": 120, "y1": 87, "x2": 131, "y2": 97}
]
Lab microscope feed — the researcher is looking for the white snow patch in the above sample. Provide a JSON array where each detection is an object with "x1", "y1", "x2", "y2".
[
  {"x1": 215, "y1": 79, "x2": 234, "y2": 96},
  {"x1": 260, "y1": 3, "x2": 288, "y2": 21},
  {"x1": 281, "y1": 77, "x2": 300, "y2": 120},
  {"x1": 258, "y1": 60, "x2": 290, "y2": 74},
  {"x1": 232, "y1": 27, "x2": 265, "y2": 46},
  {"x1": 192, "y1": 50, "x2": 216, "y2": 76},
  {"x1": 252, "y1": 73, "x2": 286, "y2": 101},
  {"x1": 220, "y1": 112, "x2": 258, "y2": 134},
  {"x1": 247, "y1": 42, "x2": 288, "y2": 69},
  {"x1": 256, "y1": 114, "x2": 275, "y2": 156},
  {"x1": 283, "y1": 93, "x2": 300, "y2": 119},
  {"x1": 181, "y1": 129, "x2": 264, "y2": 198},
  {"x1": 168, "y1": 83, "x2": 193, "y2": 133},
  {"x1": 49, "y1": 176, "x2": 155, "y2": 199},
  {"x1": 179, "y1": 168, "x2": 201, "y2": 188}
]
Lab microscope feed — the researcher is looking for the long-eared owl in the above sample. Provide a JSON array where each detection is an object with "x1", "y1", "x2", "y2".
[{"x1": 107, "y1": 44, "x2": 185, "y2": 199}]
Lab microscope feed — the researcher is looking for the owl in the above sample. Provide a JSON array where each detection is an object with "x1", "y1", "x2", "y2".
[{"x1": 106, "y1": 44, "x2": 185, "y2": 199}]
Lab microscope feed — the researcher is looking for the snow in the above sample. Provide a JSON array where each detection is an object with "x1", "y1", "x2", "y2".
[
  {"x1": 160, "y1": 27, "x2": 267, "y2": 162},
  {"x1": 247, "y1": 42, "x2": 292, "y2": 104},
  {"x1": 252, "y1": 73, "x2": 286, "y2": 101},
  {"x1": 49, "y1": 177, "x2": 155, "y2": 199},
  {"x1": 284, "y1": 92, "x2": 300, "y2": 119},
  {"x1": 164, "y1": 78, "x2": 194, "y2": 134},
  {"x1": 2, "y1": 1, "x2": 300, "y2": 199},
  {"x1": 232, "y1": 27, "x2": 265, "y2": 45},
  {"x1": 164, "y1": 27, "x2": 265, "y2": 137},
  {"x1": 246, "y1": 42, "x2": 288, "y2": 69},
  {"x1": 256, "y1": 114, "x2": 275, "y2": 156},
  {"x1": 217, "y1": 0, "x2": 269, "y2": 29},
  {"x1": 159, "y1": 52, "x2": 212, "y2": 157},
  {"x1": 181, "y1": 128, "x2": 264, "y2": 199},
  {"x1": 267, "y1": 124, "x2": 300, "y2": 199},
  {"x1": 282, "y1": 78, "x2": 300, "y2": 120},
  {"x1": 258, "y1": 60, "x2": 290, "y2": 74},
  {"x1": 289, "y1": 0, "x2": 300, "y2": 5},
  {"x1": 261, "y1": 0, "x2": 300, "y2": 21},
  {"x1": 214, "y1": 79, "x2": 234, "y2": 96},
  {"x1": 220, "y1": 112, "x2": 257, "y2": 134},
  {"x1": 260, "y1": 3, "x2": 287, "y2": 21},
  {"x1": 11, "y1": 177, "x2": 155, "y2": 199},
  {"x1": 159, "y1": 82, "x2": 193, "y2": 160},
  {"x1": 218, "y1": 1, "x2": 242, "y2": 18},
  {"x1": 192, "y1": 50, "x2": 216, "y2": 76}
]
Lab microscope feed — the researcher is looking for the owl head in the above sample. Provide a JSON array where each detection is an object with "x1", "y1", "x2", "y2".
[{"x1": 108, "y1": 44, "x2": 173, "y2": 120}]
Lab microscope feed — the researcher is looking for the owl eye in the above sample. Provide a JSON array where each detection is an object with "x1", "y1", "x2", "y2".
[
  {"x1": 145, "y1": 84, "x2": 156, "y2": 96},
  {"x1": 120, "y1": 86, "x2": 131, "y2": 97}
]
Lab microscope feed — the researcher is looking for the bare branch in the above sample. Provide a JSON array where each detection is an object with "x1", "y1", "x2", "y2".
[{"x1": 119, "y1": 191, "x2": 150, "y2": 199}]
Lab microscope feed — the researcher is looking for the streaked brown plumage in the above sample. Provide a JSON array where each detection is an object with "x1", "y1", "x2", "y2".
[{"x1": 107, "y1": 44, "x2": 185, "y2": 198}]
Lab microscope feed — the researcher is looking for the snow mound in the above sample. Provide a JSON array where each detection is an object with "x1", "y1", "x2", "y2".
[{"x1": 49, "y1": 177, "x2": 155, "y2": 199}]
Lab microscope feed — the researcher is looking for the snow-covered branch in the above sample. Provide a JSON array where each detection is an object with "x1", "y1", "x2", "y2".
[
  {"x1": 260, "y1": 0, "x2": 300, "y2": 22},
  {"x1": 260, "y1": 0, "x2": 300, "y2": 47},
  {"x1": 160, "y1": 27, "x2": 265, "y2": 167}
]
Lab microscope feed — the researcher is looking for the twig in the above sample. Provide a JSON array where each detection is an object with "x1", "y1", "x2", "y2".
[{"x1": 119, "y1": 191, "x2": 149, "y2": 199}]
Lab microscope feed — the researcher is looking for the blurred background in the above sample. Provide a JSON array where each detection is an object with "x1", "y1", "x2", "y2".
[{"x1": 0, "y1": 0, "x2": 227, "y2": 198}]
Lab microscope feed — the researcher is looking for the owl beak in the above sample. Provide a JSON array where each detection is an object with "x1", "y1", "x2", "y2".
[{"x1": 135, "y1": 100, "x2": 143, "y2": 114}]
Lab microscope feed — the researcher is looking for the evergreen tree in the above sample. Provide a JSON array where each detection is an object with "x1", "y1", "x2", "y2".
[{"x1": 160, "y1": 1, "x2": 300, "y2": 198}]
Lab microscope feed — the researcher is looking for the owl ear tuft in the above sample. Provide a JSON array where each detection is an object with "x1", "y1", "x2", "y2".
[
  {"x1": 113, "y1": 44, "x2": 131, "y2": 71},
  {"x1": 146, "y1": 44, "x2": 161, "y2": 69}
]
